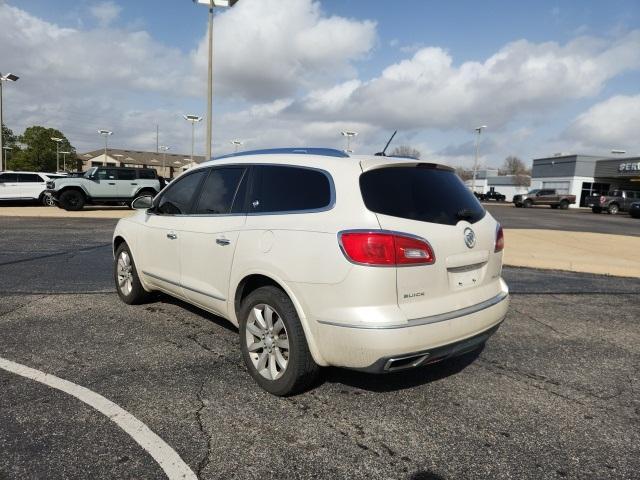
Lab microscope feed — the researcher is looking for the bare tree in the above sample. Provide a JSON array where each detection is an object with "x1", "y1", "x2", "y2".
[
  {"x1": 454, "y1": 166, "x2": 473, "y2": 181},
  {"x1": 390, "y1": 145, "x2": 421, "y2": 159},
  {"x1": 501, "y1": 155, "x2": 531, "y2": 186}
]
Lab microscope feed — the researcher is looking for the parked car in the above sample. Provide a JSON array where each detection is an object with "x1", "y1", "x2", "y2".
[
  {"x1": 473, "y1": 191, "x2": 485, "y2": 201},
  {"x1": 629, "y1": 202, "x2": 640, "y2": 218},
  {"x1": 586, "y1": 190, "x2": 640, "y2": 214},
  {"x1": 513, "y1": 189, "x2": 576, "y2": 209},
  {"x1": 483, "y1": 190, "x2": 506, "y2": 202},
  {"x1": 0, "y1": 171, "x2": 66, "y2": 205},
  {"x1": 112, "y1": 148, "x2": 509, "y2": 395},
  {"x1": 46, "y1": 166, "x2": 161, "y2": 211}
]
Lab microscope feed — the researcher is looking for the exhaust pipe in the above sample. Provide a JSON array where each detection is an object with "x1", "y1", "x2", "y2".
[{"x1": 383, "y1": 352, "x2": 431, "y2": 372}]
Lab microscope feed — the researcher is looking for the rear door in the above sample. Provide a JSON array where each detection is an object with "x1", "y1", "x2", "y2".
[
  {"x1": 18, "y1": 173, "x2": 46, "y2": 199},
  {"x1": 358, "y1": 162, "x2": 503, "y2": 320},
  {"x1": 178, "y1": 166, "x2": 248, "y2": 316},
  {"x1": 116, "y1": 169, "x2": 138, "y2": 198}
]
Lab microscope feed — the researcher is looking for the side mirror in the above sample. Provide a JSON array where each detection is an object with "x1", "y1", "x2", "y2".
[{"x1": 132, "y1": 195, "x2": 153, "y2": 210}]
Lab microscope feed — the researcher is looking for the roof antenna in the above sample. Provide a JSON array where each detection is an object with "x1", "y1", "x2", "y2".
[{"x1": 375, "y1": 130, "x2": 397, "y2": 156}]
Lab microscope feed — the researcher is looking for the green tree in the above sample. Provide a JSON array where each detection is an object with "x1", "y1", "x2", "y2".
[
  {"x1": 12, "y1": 126, "x2": 75, "y2": 172},
  {"x1": 1, "y1": 124, "x2": 20, "y2": 170},
  {"x1": 390, "y1": 145, "x2": 421, "y2": 159}
]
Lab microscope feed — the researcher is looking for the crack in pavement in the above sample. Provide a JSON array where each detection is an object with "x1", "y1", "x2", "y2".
[
  {"x1": 195, "y1": 379, "x2": 213, "y2": 479},
  {"x1": 0, "y1": 243, "x2": 112, "y2": 267},
  {"x1": 511, "y1": 306, "x2": 567, "y2": 337}
]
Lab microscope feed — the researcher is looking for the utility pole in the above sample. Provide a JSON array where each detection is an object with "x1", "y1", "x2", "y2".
[
  {"x1": 471, "y1": 125, "x2": 487, "y2": 194},
  {"x1": 0, "y1": 72, "x2": 20, "y2": 171}
]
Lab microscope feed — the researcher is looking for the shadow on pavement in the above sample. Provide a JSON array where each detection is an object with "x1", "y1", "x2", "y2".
[{"x1": 322, "y1": 347, "x2": 483, "y2": 393}]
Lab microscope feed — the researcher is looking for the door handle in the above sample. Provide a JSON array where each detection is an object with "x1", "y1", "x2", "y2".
[
  {"x1": 131, "y1": 183, "x2": 138, "y2": 185},
  {"x1": 108, "y1": 182, "x2": 116, "y2": 185},
  {"x1": 216, "y1": 238, "x2": 230, "y2": 246},
  {"x1": 166, "y1": 233, "x2": 177, "y2": 240}
]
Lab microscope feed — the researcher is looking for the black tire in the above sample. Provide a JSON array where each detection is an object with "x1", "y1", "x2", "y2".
[
  {"x1": 514, "y1": 203, "x2": 522, "y2": 208},
  {"x1": 550, "y1": 204, "x2": 558, "y2": 209},
  {"x1": 58, "y1": 189, "x2": 85, "y2": 211},
  {"x1": 608, "y1": 204, "x2": 619, "y2": 215},
  {"x1": 559, "y1": 200, "x2": 569, "y2": 210},
  {"x1": 114, "y1": 243, "x2": 150, "y2": 305},
  {"x1": 239, "y1": 286, "x2": 320, "y2": 396},
  {"x1": 523, "y1": 199, "x2": 533, "y2": 208},
  {"x1": 592, "y1": 207, "x2": 602, "y2": 214}
]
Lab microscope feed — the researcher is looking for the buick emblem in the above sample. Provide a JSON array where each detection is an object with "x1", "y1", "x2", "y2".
[{"x1": 463, "y1": 228, "x2": 476, "y2": 249}]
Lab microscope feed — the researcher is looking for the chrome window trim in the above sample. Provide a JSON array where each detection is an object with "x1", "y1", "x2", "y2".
[
  {"x1": 142, "y1": 271, "x2": 226, "y2": 302},
  {"x1": 317, "y1": 291, "x2": 508, "y2": 329}
]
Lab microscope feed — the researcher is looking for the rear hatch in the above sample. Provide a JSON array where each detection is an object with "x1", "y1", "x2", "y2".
[{"x1": 359, "y1": 159, "x2": 504, "y2": 320}]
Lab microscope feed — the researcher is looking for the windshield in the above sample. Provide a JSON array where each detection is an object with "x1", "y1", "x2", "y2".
[
  {"x1": 360, "y1": 165, "x2": 485, "y2": 226},
  {"x1": 84, "y1": 167, "x2": 98, "y2": 178}
]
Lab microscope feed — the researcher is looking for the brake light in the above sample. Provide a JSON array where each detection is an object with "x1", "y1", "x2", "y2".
[
  {"x1": 495, "y1": 225, "x2": 504, "y2": 253},
  {"x1": 339, "y1": 231, "x2": 435, "y2": 266}
]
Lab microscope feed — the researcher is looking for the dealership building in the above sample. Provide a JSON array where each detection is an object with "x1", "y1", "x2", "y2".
[{"x1": 530, "y1": 154, "x2": 640, "y2": 207}]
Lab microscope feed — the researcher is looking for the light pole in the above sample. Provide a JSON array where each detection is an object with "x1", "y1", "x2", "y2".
[
  {"x1": 51, "y1": 137, "x2": 63, "y2": 172},
  {"x1": 60, "y1": 151, "x2": 71, "y2": 171},
  {"x1": 2, "y1": 146, "x2": 11, "y2": 170},
  {"x1": 159, "y1": 145, "x2": 170, "y2": 177},
  {"x1": 192, "y1": 0, "x2": 240, "y2": 161},
  {"x1": 471, "y1": 125, "x2": 487, "y2": 194},
  {"x1": 183, "y1": 114, "x2": 202, "y2": 163},
  {"x1": 0, "y1": 72, "x2": 19, "y2": 172},
  {"x1": 340, "y1": 131, "x2": 358, "y2": 153},
  {"x1": 98, "y1": 129, "x2": 113, "y2": 166},
  {"x1": 231, "y1": 139, "x2": 243, "y2": 153}
]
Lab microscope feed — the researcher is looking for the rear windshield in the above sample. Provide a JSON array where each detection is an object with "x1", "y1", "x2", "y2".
[{"x1": 360, "y1": 166, "x2": 486, "y2": 226}]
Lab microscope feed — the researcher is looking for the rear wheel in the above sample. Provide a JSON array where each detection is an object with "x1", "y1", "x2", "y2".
[
  {"x1": 523, "y1": 199, "x2": 533, "y2": 208},
  {"x1": 608, "y1": 204, "x2": 619, "y2": 215},
  {"x1": 592, "y1": 207, "x2": 602, "y2": 214},
  {"x1": 550, "y1": 204, "x2": 558, "y2": 209},
  {"x1": 58, "y1": 190, "x2": 85, "y2": 211},
  {"x1": 559, "y1": 200, "x2": 569, "y2": 210},
  {"x1": 239, "y1": 286, "x2": 319, "y2": 396},
  {"x1": 114, "y1": 243, "x2": 150, "y2": 305}
]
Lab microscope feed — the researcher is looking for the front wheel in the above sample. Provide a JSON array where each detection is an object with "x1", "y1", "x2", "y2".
[
  {"x1": 608, "y1": 204, "x2": 619, "y2": 215},
  {"x1": 59, "y1": 190, "x2": 85, "y2": 211},
  {"x1": 559, "y1": 200, "x2": 569, "y2": 210},
  {"x1": 523, "y1": 199, "x2": 533, "y2": 208},
  {"x1": 239, "y1": 286, "x2": 320, "y2": 396},
  {"x1": 114, "y1": 243, "x2": 150, "y2": 305}
]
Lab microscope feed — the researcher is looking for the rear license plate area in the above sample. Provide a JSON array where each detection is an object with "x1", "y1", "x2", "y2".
[{"x1": 447, "y1": 264, "x2": 485, "y2": 291}]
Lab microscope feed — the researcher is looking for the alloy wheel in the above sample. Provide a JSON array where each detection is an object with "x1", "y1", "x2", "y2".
[
  {"x1": 245, "y1": 304, "x2": 290, "y2": 381},
  {"x1": 116, "y1": 251, "x2": 134, "y2": 296}
]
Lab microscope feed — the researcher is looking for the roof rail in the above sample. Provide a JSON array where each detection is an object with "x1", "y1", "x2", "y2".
[{"x1": 215, "y1": 147, "x2": 350, "y2": 160}]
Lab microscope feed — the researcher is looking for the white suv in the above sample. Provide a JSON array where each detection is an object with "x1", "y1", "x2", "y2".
[
  {"x1": 0, "y1": 171, "x2": 66, "y2": 204},
  {"x1": 113, "y1": 148, "x2": 509, "y2": 395}
]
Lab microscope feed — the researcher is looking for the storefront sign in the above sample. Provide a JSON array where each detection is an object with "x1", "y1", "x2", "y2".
[{"x1": 618, "y1": 162, "x2": 640, "y2": 172}]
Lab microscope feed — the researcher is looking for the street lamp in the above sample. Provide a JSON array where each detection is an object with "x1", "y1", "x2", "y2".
[
  {"x1": 51, "y1": 137, "x2": 63, "y2": 172},
  {"x1": 231, "y1": 139, "x2": 243, "y2": 153},
  {"x1": 2, "y1": 146, "x2": 11, "y2": 170},
  {"x1": 98, "y1": 129, "x2": 113, "y2": 166},
  {"x1": 471, "y1": 125, "x2": 487, "y2": 194},
  {"x1": 340, "y1": 131, "x2": 358, "y2": 153},
  {"x1": 59, "y1": 151, "x2": 71, "y2": 171},
  {"x1": 159, "y1": 145, "x2": 170, "y2": 177},
  {"x1": 183, "y1": 114, "x2": 202, "y2": 163},
  {"x1": 192, "y1": 0, "x2": 240, "y2": 161},
  {"x1": 0, "y1": 72, "x2": 19, "y2": 171}
]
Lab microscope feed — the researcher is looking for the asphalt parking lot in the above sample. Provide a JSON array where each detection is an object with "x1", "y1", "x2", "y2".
[{"x1": 1, "y1": 216, "x2": 639, "y2": 479}]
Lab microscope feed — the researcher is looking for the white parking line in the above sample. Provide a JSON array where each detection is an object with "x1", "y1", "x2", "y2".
[{"x1": 0, "y1": 357, "x2": 197, "y2": 480}]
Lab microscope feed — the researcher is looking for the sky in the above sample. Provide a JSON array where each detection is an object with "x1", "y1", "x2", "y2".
[{"x1": 1, "y1": 0, "x2": 639, "y2": 168}]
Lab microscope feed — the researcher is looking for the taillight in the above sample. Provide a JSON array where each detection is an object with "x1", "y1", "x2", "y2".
[
  {"x1": 339, "y1": 231, "x2": 435, "y2": 266},
  {"x1": 495, "y1": 224, "x2": 504, "y2": 253}
]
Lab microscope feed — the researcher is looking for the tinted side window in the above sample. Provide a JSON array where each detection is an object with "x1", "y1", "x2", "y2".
[
  {"x1": 18, "y1": 174, "x2": 43, "y2": 183},
  {"x1": 194, "y1": 168, "x2": 246, "y2": 215},
  {"x1": 137, "y1": 169, "x2": 156, "y2": 179},
  {"x1": 156, "y1": 170, "x2": 207, "y2": 215},
  {"x1": 0, "y1": 173, "x2": 18, "y2": 182},
  {"x1": 252, "y1": 166, "x2": 331, "y2": 213},
  {"x1": 97, "y1": 168, "x2": 117, "y2": 180},
  {"x1": 360, "y1": 166, "x2": 486, "y2": 226},
  {"x1": 118, "y1": 169, "x2": 136, "y2": 180}
]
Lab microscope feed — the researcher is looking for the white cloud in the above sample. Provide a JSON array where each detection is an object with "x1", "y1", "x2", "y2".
[
  {"x1": 564, "y1": 94, "x2": 640, "y2": 151},
  {"x1": 297, "y1": 31, "x2": 640, "y2": 131},
  {"x1": 89, "y1": 1, "x2": 122, "y2": 27}
]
